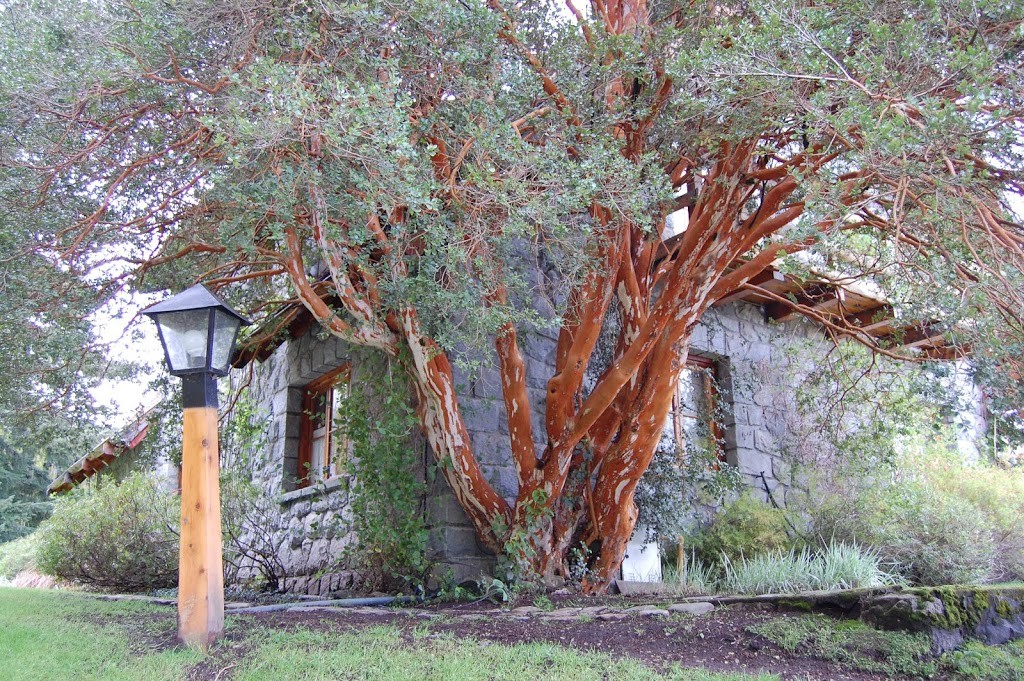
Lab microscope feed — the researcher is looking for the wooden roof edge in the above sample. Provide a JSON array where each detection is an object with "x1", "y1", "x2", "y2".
[
  {"x1": 230, "y1": 287, "x2": 336, "y2": 369},
  {"x1": 46, "y1": 415, "x2": 154, "y2": 496}
]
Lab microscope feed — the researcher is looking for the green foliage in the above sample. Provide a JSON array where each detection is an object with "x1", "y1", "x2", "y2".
[
  {"x1": 35, "y1": 473, "x2": 178, "y2": 591},
  {"x1": 497, "y1": 487, "x2": 553, "y2": 588},
  {"x1": 907, "y1": 453, "x2": 1024, "y2": 581},
  {"x1": 776, "y1": 340, "x2": 1019, "y2": 586},
  {"x1": 474, "y1": 576, "x2": 514, "y2": 604},
  {"x1": 338, "y1": 355, "x2": 429, "y2": 592},
  {"x1": 944, "y1": 639, "x2": 1024, "y2": 680},
  {"x1": 0, "y1": 436, "x2": 52, "y2": 543},
  {"x1": 721, "y1": 543, "x2": 900, "y2": 595},
  {"x1": 661, "y1": 553, "x2": 718, "y2": 596},
  {"x1": 0, "y1": 421, "x2": 101, "y2": 543},
  {"x1": 635, "y1": 443, "x2": 743, "y2": 546},
  {"x1": 690, "y1": 492, "x2": 793, "y2": 567},
  {"x1": 810, "y1": 481, "x2": 998, "y2": 586},
  {"x1": 0, "y1": 531, "x2": 41, "y2": 580},
  {"x1": 532, "y1": 593, "x2": 555, "y2": 611}
]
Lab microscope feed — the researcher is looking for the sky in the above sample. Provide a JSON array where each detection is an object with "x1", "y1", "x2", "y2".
[{"x1": 89, "y1": 290, "x2": 164, "y2": 428}]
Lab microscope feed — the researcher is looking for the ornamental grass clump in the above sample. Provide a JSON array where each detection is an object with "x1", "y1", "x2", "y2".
[
  {"x1": 721, "y1": 542, "x2": 900, "y2": 595},
  {"x1": 662, "y1": 552, "x2": 718, "y2": 596}
]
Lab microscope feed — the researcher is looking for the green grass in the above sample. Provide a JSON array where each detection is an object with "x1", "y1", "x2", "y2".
[
  {"x1": 0, "y1": 587, "x2": 201, "y2": 680},
  {"x1": 232, "y1": 625, "x2": 772, "y2": 681},
  {"x1": 752, "y1": 613, "x2": 1024, "y2": 680},
  {"x1": 751, "y1": 614, "x2": 935, "y2": 677},
  {"x1": 0, "y1": 587, "x2": 774, "y2": 681},
  {"x1": 943, "y1": 640, "x2": 1024, "y2": 680}
]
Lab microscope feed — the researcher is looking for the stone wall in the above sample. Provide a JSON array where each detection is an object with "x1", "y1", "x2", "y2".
[
  {"x1": 690, "y1": 302, "x2": 826, "y2": 506},
  {"x1": 233, "y1": 330, "x2": 372, "y2": 596}
]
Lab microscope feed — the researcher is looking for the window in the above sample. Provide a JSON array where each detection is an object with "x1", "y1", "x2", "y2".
[
  {"x1": 671, "y1": 356, "x2": 726, "y2": 466},
  {"x1": 297, "y1": 364, "x2": 351, "y2": 488}
]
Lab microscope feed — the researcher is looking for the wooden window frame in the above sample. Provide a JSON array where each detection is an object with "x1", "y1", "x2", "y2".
[
  {"x1": 672, "y1": 355, "x2": 727, "y2": 466},
  {"x1": 296, "y1": 363, "x2": 351, "y2": 489}
]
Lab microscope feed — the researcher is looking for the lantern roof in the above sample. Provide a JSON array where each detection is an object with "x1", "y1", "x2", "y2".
[{"x1": 142, "y1": 284, "x2": 251, "y2": 325}]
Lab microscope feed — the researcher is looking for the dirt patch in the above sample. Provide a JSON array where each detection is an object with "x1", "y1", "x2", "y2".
[{"x1": 246, "y1": 604, "x2": 937, "y2": 680}]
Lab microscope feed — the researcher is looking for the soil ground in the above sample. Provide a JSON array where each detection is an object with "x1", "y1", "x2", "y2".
[{"x1": 227, "y1": 601, "x2": 925, "y2": 680}]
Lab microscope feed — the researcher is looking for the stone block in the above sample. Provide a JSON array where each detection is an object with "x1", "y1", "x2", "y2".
[
  {"x1": 736, "y1": 450, "x2": 774, "y2": 477},
  {"x1": 464, "y1": 400, "x2": 502, "y2": 436},
  {"x1": 426, "y1": 492, "x2": 469, "y2": 527},
  {"x1": 444, "y1": 526, "x2": 483, "y2": 558},
  {"x1": 669, "y1": 602, "x2": 714, "y2": 616},
  {"x1": 747, "y1": 342, "x2": 772, "y2": 363},
  {"x1": 525, "y1": 357, "x2": 550, "y2": 389},
  {"x1": 471, "y1": 367, "x2": 501, "y2": 398},
  {"x1": 427, "y1": 556, "x2": 495, "y2": 588},
  {"x1": 690, "y1": 325, "x2": 708, "y2": 351},
  {"x1": 733, "y1": 425, "x2": 756, "y2": 450},
  {"x1": 753, "y1": 429, "x2": 776, "y2": 453}
]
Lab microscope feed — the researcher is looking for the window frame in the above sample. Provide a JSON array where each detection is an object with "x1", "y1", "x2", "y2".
[
  {"x1": 296, "y1": 363, "x2": 351, "y2": 489},
  {"x1": 671, "y1": 355, "x2": 727, "y2": 466}
]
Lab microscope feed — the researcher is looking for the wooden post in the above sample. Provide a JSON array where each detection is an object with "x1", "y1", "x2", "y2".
[{"x1": 178, "y1": 402, "x2": 224, "y2": 649}]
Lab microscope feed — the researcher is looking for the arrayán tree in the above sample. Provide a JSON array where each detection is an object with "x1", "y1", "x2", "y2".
[{"x1": 4, "y1": 0, "x2": 1022, "y2": 591}]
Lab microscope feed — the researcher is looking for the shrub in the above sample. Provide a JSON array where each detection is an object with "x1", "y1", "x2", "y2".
[
  {"x1": 661, "y1": 552, "x2": 717, "y2": 595},
  {"x1": 690, "y1": 491, "x2": 793, "y2": 566},
  {"x1": 35, "y1": 473, "x2": 178, "y2": 591},
  {"x1": 338, "y1": 364, "x2": 430, "y2": 592},
  {"x1": 0, "y1": 531, "x2": 41, "y2": 580},
  {"x1": 909, "y1": 456, "x2": 1024, "y2": 581},
  {"x1": 221, "y1": 471, "x2": 288, "y2": 592},
  {"x1": 810, "y1": 481, "x2": 998, "y2": 586}
]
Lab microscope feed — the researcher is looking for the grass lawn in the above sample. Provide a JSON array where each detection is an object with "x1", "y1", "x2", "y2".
[
  {"x1": 751, "y1": 613, "x2": 1024, "y2": 680},
  {"x1": 0, "y1": 588, "x2": 772, "y2": 681},
  {"x1": 0, "y1": 587, "x2": 201, "y2": 680}
]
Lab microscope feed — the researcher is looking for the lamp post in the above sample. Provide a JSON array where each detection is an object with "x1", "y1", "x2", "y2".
[{"x1": 142, "y1": 284, "x2": 250, "y2": 649}]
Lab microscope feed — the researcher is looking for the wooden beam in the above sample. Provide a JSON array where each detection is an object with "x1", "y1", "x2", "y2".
[
  {"x1": 178, "y1": 405, "x2": 224, "y2": 649},
  {"x1": 880, "y1": 323, "x2": 946, "y2": 349},
  {"x1": 714, "y1": 269, "x2": 788, "y2": 307},
  {"x1": 842, "y1": 304, "x2": 894, "y2": 334},
  {"x1": 766, "y1": 285, "x2": 843, "y2": 322}
]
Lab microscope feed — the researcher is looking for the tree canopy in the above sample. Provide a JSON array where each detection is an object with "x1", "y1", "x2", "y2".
[{"x1": 2, "y1": 0, "x2": 1022, "y2": 588}]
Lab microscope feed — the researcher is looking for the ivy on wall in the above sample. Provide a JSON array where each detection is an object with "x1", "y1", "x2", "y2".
[{"x1": 336, "y1": 354, "x2": 430, "y2": 592}]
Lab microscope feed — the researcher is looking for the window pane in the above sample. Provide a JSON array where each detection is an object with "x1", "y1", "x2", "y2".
[
  {"x1": 155, "y1": 309, "x2": 209, "y2": 371},
  {"x1": 674, "y1": 364, "x2": 718, "y2": 459},
  {"x1": 310, "y1": 430, "x2": 328, "y2": 480},
  {"x1": 210, "y1": 310, "x2": 241, "y2": 373}
]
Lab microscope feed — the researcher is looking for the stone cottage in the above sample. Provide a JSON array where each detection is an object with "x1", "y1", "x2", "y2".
[{"x1": 229, "y1": 264, "x2": 969, "y2": 595}]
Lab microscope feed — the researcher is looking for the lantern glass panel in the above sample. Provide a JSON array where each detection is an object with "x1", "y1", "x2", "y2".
[
  {"x1": 210, "y1": 310, "x2": 242, "y2": 374},
  {"x1": 156, "y1": 309, "x2": 211, "y2": 372}
]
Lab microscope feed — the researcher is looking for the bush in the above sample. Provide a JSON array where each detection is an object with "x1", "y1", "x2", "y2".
[
  {"x1": 810, "y1": 481, "x2": 998, "y2": 586},
  {"x1": 221, "y1": 471, "x2": 287, "y2": 592},
  {"x1": 690, "y1": 492, "x2": 793, "y2": 566},
  {"x1": 0, "y1": 531, "x2": 41, "y2": 580},
  {"x1": 909, "y1": 457, "x2": 1024, "y2": 581},
  {"x1": 35, "y1": 473, "x2": 178, "y2": 591}
]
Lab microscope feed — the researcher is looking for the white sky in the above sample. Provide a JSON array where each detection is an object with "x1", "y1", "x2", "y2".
[{"x1": 89, "y1": 290, "x2": 164, "y2": 428}]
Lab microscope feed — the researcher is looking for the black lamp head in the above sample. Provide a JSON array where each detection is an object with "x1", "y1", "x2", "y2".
[{"x1": 142, "y1": 284, "x2": 251, "y2": 377}]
